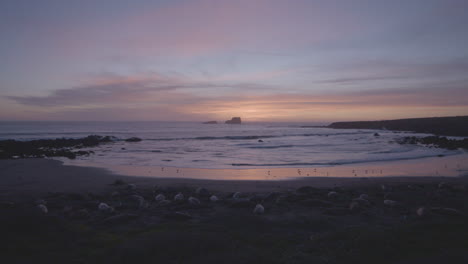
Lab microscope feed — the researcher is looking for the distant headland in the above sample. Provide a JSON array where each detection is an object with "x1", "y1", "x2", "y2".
[{"x1": 328, "y1": 116, "x2": 468, "y2": 137}]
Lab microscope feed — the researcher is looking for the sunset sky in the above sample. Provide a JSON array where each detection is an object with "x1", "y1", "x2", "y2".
[{"x1": 1, "y1": 0, "x2": 467, "y2": 122}]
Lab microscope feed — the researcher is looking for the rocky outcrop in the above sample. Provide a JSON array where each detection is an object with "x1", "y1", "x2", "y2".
[
  {"x1": 397, "y1": 136, "x2": 468, "y2": 150},
  {"x1": 202, "y1": 121, "x2": 218, "y2": 124},
  {"x1": 328, "y1": 116, "x2": 468, "y2": 137},
  {"x1": 0, "y1": 135, "x2": 115, "y2": 159},
  {"x1": 225, "y1": 117, "x2": 241, "y2": 124}
]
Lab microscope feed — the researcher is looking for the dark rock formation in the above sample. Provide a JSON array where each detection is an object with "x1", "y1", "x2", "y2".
[
  {"x1": 397, "y1": 136, "x2": 468, "y2": 150},
  {"x1": 202, "y1": 121, "x2": 218, "y2": 124},
  {"x1": 328, "y1": 116, "x2": 468, "y2": 137},
  {"x1": 0, "y1": 135, "x2": 115, "y2": 159},
  {"x1": 225, "y1": 117, "x2": 241, "y2": 124},
  {"x1": 125, "y1": 137, "x2": 142, "y2": 142}
]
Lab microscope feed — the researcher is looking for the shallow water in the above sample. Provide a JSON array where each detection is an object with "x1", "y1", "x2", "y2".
[
  {"x1": 1, "y1": 121, "x2": 465, "y2": 171},
  {"x1": 61, "y1": 154, "x2": 468, "y2": 180}
]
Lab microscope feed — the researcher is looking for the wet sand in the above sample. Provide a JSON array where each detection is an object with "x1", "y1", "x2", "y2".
[
  {"x1": 60, "y1": 153, "x2": 468, "y2": 180},
  {"x1": 1, "y1": 158, "x2": 468, "y2": 196}
]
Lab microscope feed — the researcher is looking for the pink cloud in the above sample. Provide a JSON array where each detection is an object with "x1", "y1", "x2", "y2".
[{"x1": 5, "y1": 72, "x2": 467, "y2": 121}]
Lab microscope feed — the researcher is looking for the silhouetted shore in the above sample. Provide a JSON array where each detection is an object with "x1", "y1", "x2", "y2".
[{"x1": 328, "y1": 116, "x2": 468, "y2": 137}]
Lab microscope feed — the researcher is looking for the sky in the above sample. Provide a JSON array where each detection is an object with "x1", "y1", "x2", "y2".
[{"x1": 1, "y1": 0, "x2": 468, "y2": 122}]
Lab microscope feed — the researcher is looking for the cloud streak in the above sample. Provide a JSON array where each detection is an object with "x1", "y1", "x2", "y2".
[{"x1": 5, "y1": 72, "x2": 468, "y2": 121}]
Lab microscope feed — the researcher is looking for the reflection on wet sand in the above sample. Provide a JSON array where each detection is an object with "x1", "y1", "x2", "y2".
[{"x1": 62, "y1": 154, "x2": 468, "y2": 181}]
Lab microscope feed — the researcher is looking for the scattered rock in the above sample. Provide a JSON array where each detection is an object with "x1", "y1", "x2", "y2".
[
  {"x1": 384, "y1": 200, "x2": 397, "y2": 207},
  {"x1": 258, "y1": 140, "x2": 264, "y2": 142},
  {"x1": 209, "y1": 195, "x2": 219, "y2": 202},
  {"x1": 416, "y1": 207, "x2": 427, "y2": 217},
  {"x1": 188, "y1": 196, "x2": 201, "y2": 206},
  {"x1": 232, "y1": 192, "x2": 242, "y2": 199},
  {"x1": 374, "y1": 133, "x2": 380, "y2": 137},
  {"x1": 327, "y1": 191, "x2": 338, "y2": 199},
  {"x1": 36, "y1": 204, "x2": 48, "y2": 214},
  {"x1": 253, "y1": 204, "x2": 265, "y2": 214},
  {"x1": 126, "y1": 184, "x2": 136, "y2": 190},
  {"x1": 359, "y1": 194, "x2": 369, "y2": 200},
  {"x1": 0, "y1": 135, "x2": 114, "y2": 159},
  {"x1": 98, "y1": 202, "x2": 113, "y2": 213},
  {"x1": 196, "y1": 187, "x2": 210, "y2": 197},
  {"x1": 174, "y1": 192, "x2": 184, "y2": 201},
  {"x1": 155, "y1": 194, "x2": 166, "y2": 202},
  {"x1": 397, "y1": 136, "x2": 468, "y2": 150},
  {"x1": 130, "y1": 195, "x2": 146, "y2": 208}
]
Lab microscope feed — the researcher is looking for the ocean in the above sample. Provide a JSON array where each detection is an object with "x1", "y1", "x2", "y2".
[{"x1": 0, "y1": 121, "x2": 462, "y2": 171}]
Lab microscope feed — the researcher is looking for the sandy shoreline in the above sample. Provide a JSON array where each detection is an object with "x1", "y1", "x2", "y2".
[
  {"x1": 59, "y1": 152, "x2": 468, "y2": 180},
  {"x1": 2, "y1": 158, "x2": 468, "y2": 263},
  {"x1": 2, "y1": 158, "x2": 467, "y2": 197}
]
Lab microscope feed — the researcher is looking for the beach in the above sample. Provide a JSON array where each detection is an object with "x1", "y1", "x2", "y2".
[
  {"x1": 2, "y1": 158, "x2": 468, "y2": 195},
  {"x1": 1, "y1": 158, "x2": 468, "y2": 263},
  {"x1": 1, "y1": 120, "x2": 468, "y2": 263},
  {"x1": 3, "y1": 0, "x2": 468, "y2": 262}
]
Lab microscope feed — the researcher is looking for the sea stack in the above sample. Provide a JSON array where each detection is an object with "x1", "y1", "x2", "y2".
[{"x1": 225, "y1": 117, "x2": 241, "y2": 124}]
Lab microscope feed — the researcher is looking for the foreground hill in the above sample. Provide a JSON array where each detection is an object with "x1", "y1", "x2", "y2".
[{"x1": 328, "y1": 116, "x2": 468, "y2": 137}]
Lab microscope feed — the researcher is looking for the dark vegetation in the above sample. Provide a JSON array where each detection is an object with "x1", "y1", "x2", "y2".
[
  {"x1": 329, "y1": 116, "x2": 468, "y2": 137},
  {"x1": 1, "y1": 181, "x2": 467, "y2": 263}
]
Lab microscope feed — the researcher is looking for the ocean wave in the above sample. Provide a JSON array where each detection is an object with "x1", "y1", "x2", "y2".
[
  {"x1": 248, "y1": 145, "x2": 295, "y2": 149},
  {"x1": 144, "y1": 132, "x2": 372, "y2": 142},
  {"x1": 146, "y1": 135, "x2": 277, "y2": 141},
  {"x1": 230, "y1": 154, "x2": 450, "y2": 167}
]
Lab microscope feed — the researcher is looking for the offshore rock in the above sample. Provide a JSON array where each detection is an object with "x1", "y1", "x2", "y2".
[{"x1": 225, "y1": 117, "x2": 241, "y2": 124}]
